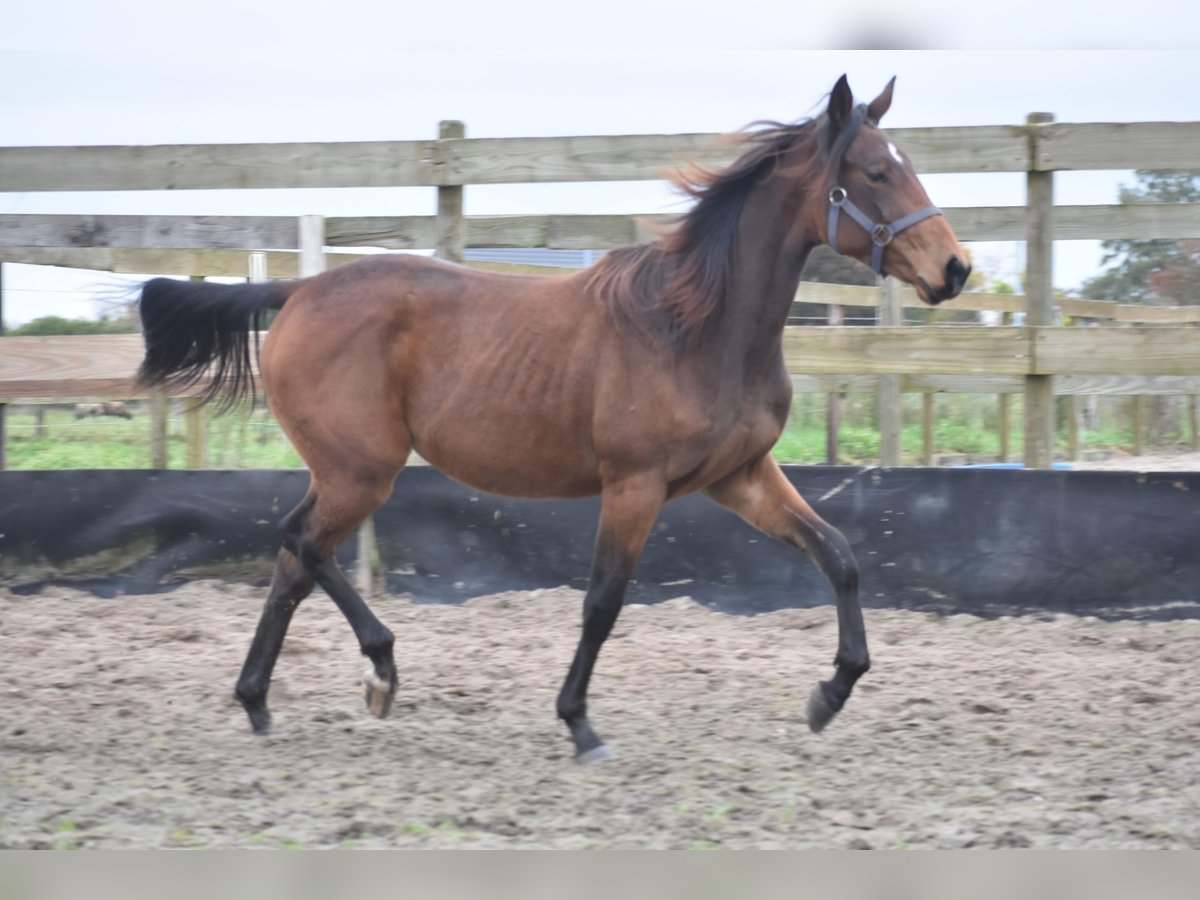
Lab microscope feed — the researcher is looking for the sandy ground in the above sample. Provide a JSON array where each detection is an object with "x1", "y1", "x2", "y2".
[
  {"x1": 2, "y1": 578, "x2": 1198, "y2": 849},
  {"x1": 1071, "y1": 448, "x2": 1200, "y2": 472}
]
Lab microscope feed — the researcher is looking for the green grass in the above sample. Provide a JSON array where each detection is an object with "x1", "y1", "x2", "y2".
[{"x1": 3, "y1": 403, "x2": 303, "y2": 470}]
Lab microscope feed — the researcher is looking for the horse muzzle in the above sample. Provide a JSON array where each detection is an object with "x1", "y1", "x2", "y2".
[{"x1": 919, "y1": 256, "x2": 971, "y2": 305}]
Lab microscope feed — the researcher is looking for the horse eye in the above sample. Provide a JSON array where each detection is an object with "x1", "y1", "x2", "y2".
[{"x1": 867, "y1": 170, "x2": 888, "y2": 184}]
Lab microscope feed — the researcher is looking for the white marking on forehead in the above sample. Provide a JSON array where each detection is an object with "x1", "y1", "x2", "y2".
[{"x1": 887, "y1": 141, "x2": 904, "y2": 164}]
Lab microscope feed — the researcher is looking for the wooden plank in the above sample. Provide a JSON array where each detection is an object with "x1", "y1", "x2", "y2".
[
  {"x1": 921, "y1": 394, "x2": 934, "y2": 466},
  {"x1": 0, "y1": 122, "x2": 1192, "y2": 196},
  {"x1": 1052, "y1": 204, "x2": 1200, "y2": 240},
  {"x1": 0, "y1": 334, "x2": 144, "y2": 397},
  {"x1": 441, "y1": 133, "x2": 731, "y2": 185},
  {"x1": 783, "y1": 327, "x2": 1032, "y2": 376},
  {"x1": 5, "y1": 203, "x2": 1198, "y2": 264},
  {"x1": 184, "y1": 401, "x2": 207, "y2": 469},
  {"x1": 789, "y1": 373, "x2": 1200, "y2": 396},
  {"x1": 791, "y1": 373, "x2": 1200, "y2": 396},
  {"x1": 885, "y1": 125, "x2": 1030, "y2": 174},
  {"x1": 1037, "y1": 122, "x2": 1200, "y2": 171},
  {"x1": 325, "y1": 217, "x2": 435, "y2": 250},
  {"x1": 0, "y1": 141, "x2": 440, "y2": 191},
  {"x1": 1035, "y1": 326, "x2": 1200, "y2": 376},
  {"x1": 0, "y1": 246, "x2": 375, "y2": 277},
  {"x1": 149, "y1": 391, "x2": 168, "y2": 469},
  {"x1": 1024, "y1": 114, "x2": 1056, "y2": 469},
  {"x1": 1133, "y1": 395, "x2": 1146, "y2": 456},
  {"x1": 1060, "y1": 298, "x2": 1118, "y2": 320},
  {"x1": 0, "y1": 215, "x2": 298, "y2": 250},
  {"x1": 298, "y1": 216, "x2": 325, "y2": 278},
  {"x1": 465, "y1": 214, "x2": 663, "y2": 249},
  {"x1": 8, "y1": 328, "x2": 1200, "y2": 402},
  {"x1": 878, "y1": 278, "x2": 903, "y2": 467},
  {"x1": 436, "y1": 121, "x2": 466, "y2": 263},
  {"x1": 0, "y1": 125, "x2": 1031, "y2": 197},
  {"x1": 1114, "y1": 304, "x2": 1200, "y2": 324},
  {"x1": 947, "y1": 203, "x2": 1200, "y2": 242}
]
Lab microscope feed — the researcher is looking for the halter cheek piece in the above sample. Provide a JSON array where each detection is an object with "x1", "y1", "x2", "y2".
[{"x1": 826, "y1": 104, "x2": 943, "y2": 275}]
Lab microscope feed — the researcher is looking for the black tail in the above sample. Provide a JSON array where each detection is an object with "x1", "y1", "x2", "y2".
[{"x1": 137, "y1": 277, "x2": 299, "y2": 411}]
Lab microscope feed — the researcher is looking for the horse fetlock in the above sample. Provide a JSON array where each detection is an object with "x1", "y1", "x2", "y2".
[{"x1": 836, "y1": 653, "x2": 871, "y2": 678}]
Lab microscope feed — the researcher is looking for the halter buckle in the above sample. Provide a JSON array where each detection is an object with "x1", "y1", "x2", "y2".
[
  {"x1": 828, "y1": 186, "x2": 848, "y2": 207},
  {"x1": 871, "y1": 223, "x2": 894, "y2": 247}
]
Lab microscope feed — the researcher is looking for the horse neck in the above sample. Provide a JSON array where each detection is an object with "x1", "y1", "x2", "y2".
[{"x1": 706, "y1": 176, "x2": 817, "y2": 374}]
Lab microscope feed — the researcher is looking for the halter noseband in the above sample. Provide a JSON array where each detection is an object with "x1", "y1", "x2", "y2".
[{"x1": 826, "y1": 104, "x2": 943, "y2": 275}]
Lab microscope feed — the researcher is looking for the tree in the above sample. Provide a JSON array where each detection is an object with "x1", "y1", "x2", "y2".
[{"x1": 1079, "y1": 170, "x2": 1200, "y2": 306}]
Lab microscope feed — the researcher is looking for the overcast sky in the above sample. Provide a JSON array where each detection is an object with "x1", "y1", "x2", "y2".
[{"x1": 3, "y1": 4, "x2": 1200, "y2": 325}]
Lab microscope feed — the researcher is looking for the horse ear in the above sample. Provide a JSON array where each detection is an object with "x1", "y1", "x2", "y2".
[
  {"x1": 828, "y1": 74, "x2": 853, "y2": 131},
  {"x1": 867, "y1": 76, "x2": 896, "y2": 124}
]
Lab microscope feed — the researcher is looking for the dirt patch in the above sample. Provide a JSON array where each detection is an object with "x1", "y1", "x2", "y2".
[{"x1": 2, "y1": 581, "x2": 1198, "y2": 849}]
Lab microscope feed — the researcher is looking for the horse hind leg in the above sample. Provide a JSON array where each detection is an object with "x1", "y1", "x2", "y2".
[
  {"x1": 234, "y1": 470, "x2": 400, "y2": 731},
  {"x1": 234, "y1": 541, "x2": 316, "y2": 733},
  {"x1": 286, "y1": 471, "x2": 402, "y2": 719}
]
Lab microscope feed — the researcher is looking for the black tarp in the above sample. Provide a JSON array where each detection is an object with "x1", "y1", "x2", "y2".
[{"x1": 1, "y1": 466, "x2": 1197, "y2": 619}]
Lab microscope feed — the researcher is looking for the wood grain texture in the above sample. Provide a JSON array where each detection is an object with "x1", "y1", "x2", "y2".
[
  {"x1": 4, "y1": 203, "x2": 1197, "y2": 256},
  {"x1": 790, "y1": 374, "x2": 1200, "y2": 396},
  {"x1": 0, "y1": 141, "x2": 439, "y2": 191},
  {"x1": 0, "y1": 215, "x2": 298, "y2": 250},
  {"x1": 783, "y1": 327, "x2": 1032, "y2": 376},
  {"x1": 0, "y1": 247, "x2": 371, "y2": 277},
  {"x1": 0, "y1": 122, "x2": 1193, "y2": 195},
  {"x1": 1037, "y1": 122, "x2": 1200, "y2": 171},
  {"x1": 6, "y1": 328, "x2": 1200, "y2": 400},
  {"x1": 1034, "y1": 326, "x2": 1200, "y2": 376}
]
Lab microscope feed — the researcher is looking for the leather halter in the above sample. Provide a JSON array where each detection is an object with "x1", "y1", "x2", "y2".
[{"x1": 826, "y1": 104, "x2": 943, "y2": 275}]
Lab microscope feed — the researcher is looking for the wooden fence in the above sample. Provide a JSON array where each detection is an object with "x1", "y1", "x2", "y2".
[{"x1": 3, "y1": 116, "x2": 1200, "y2": 470}]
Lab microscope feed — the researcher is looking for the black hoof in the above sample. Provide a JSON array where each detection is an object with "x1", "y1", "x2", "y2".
[
  {"x1": 807, "y1": 681, "x2": 839, "y2": 733},
  {"x1": 576, "y1": 744, "x2": 614, "y2": 763},
  {"x1": 245, "y1": 704, "x2": 272, "y2": 735}
]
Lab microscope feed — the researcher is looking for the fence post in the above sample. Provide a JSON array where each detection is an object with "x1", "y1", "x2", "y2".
[
  {"x1": 300, "y1": 217, "x2": 377, "y2": 595},
  {"x1": 921, "y1": 393, "x2": 935, "y2": 465},
  {"x1": 1024, "y1": 112, "x2": 1056, "y2": 469},
  {"x1": 1133, "y1": 395, "x2": 1146, "y2": 456},
  {"x1": 184, "y1": 275, "x2": 209, "y2": 469},
  {"x1": 878, "y1": 277, "x2": 903, "y2": 466},
  {"x1": 149, "y1": 391, "x2": 168, "y2": 468},
  {"x1": 998, "y1": 310, "x2": 1013, "y2": 462},
  {"x1": 436, "y1": 120, "x2": 466, "y2": 263},
  {"x1": 825, "y1": 303, "x2": 842, "y2": 464},
  {"x1": 1190, "y1": 396, "x2": 1199, "y2": 452}
]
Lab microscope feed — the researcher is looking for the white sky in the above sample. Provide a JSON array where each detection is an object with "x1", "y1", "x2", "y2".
[{"x1": 3, "y1": 3, "x2": 1200, "y2": 326}]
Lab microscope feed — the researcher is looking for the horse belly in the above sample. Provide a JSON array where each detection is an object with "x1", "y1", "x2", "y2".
[{"x1": 413, "y1": 417, "x2": 602, "y2": 500}]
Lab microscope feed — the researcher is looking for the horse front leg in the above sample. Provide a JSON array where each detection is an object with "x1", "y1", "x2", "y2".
[
  {"x1": 705, "y1": 455, "x2": 868, "y2": 733},
  {"x1": 556, "y1": 473, "x2": 665, "y2": 761}
]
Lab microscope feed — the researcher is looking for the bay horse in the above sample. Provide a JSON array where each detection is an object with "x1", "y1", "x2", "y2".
[{"x1": 137, "y1": 75, "x2": 969, "y2": 761}]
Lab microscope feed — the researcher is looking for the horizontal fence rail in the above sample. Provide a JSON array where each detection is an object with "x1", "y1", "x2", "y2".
[
  {"x1": 5, "y1": 202, "x2": 1200, "y2": 258},
  {"x1": 4, "y1": 122, "x2": 1200, "y2": 193},
  {"x1": 4, "y1": 327, "x2": 1199, "y2": 403}
]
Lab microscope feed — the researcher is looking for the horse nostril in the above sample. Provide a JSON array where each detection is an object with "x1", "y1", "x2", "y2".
[{"x1": 945, "y1": 256, "x2": 970, "y2": 296}]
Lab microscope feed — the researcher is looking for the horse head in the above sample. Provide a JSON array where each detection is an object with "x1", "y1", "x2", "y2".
[{"x1": 820, "y1": 75, "x2": 971, "y2": 304}]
